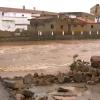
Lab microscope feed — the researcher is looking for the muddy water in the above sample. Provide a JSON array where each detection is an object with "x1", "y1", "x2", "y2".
[
  {"x1": 30, "y1": 83, "x2": 100, "y2": 100},
  {"x1": 0, "y1": 40, "x2": 100, "y2": 71},
  {"x1": 0, "y1": 40, "x2": 100, "y2": 100}
]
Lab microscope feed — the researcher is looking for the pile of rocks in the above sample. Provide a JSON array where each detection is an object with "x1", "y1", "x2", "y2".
[
  {"x1": 69, "y1": 58, "x2": 100, "y2": 84},
  {"x1": 1, "y1": 56, "x2": 100, "y2": 100}
]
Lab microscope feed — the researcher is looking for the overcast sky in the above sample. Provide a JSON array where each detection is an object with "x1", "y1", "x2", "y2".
[{"x1": 0, "y1": 0, "x2": 99, "y2": 13}]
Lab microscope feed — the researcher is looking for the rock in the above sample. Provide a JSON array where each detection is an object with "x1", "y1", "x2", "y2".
[
  {"x1": 91, "y1": 56, "x2": 100, "y2": 68},
  {"x1": 73, "y1": 71, "x2": 83, "y2": 83},
  {"x1": 33, "y1": 74, "x2": 57, "y2": 86},
  {"x1": 38, "y1": 96, "x2": 48, "y2": 100},
  {"x1": 87, "y1": 81, "x2": 96, "y2": 85},
  {"x1": 22, "y1": 89, "x2": 34, "y2": 98},
  {"x1": 44, "y1": 74, "x2": 58, "y2": 83},
  {"x1": 57, "y1": 72, "x2": 66, "y2": 83},
  {"x1": 23, "y1": 74, "x2": 33, "y2": 84},
  {"x1": 38, "y1": 78, "x2": 51, "y2": 86},
  {"x1": 57, "y1": 87, "x2": 70, "y2": 92},
  {"x1": 33, "y1": 72, "x2": 39, "y2": 78},
  {"x1": 15, "y1": 93, "x2": 24, "y2": 100},
  {"x1": 13, "y1": 76, "x2": 23, "y2": 80},
  {"x1": 3, "y1": 79, "x2": 24, "y2": 90}
]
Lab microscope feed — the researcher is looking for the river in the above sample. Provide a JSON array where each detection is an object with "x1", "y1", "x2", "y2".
[{"x1": 0, "y1": 40, "x2": 99, "y2": 72}]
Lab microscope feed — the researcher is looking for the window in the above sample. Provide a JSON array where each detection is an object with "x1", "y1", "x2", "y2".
[
  {"x1": 60, "y1": 25, "x2": 63, "y2": 29},
  {"x1": 22, "y1": 14, "x2": 24, "y2": 17},
  {"x1": 81, "y1": 25, "x2": 84, "y2": 27},
  {"x1": 2, "y1": 12, "x2": 4, "y2": 16},
  {"x1": 51, "y1": 24, "x2": 54, "y2": 29},
  {"x1": 73, "y1": 24, "x2": 77, "y2": 27},
  {"x1": 91, "y1": 25, "x2": 93, "y2": 28}
]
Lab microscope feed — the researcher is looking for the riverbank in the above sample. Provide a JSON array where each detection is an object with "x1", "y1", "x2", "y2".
[{"x1": 1, "y1": 58, "x2": 100, "y2": 100}]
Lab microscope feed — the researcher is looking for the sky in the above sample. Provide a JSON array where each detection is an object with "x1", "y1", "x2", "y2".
[{"x1": 0, "y1": 0, "x2": 99, "y2": 13}]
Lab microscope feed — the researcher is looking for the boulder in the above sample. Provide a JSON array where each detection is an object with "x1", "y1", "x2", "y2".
[
  {"x1": 57, "y1": 72, "x2": 68, "y2": 83},
  {"x1": 23, "y1": 74, "x2": 33, "y2": 84},
  {"x1": 3, "y1": 79, "x2": 24, "y2": 90},
  {"x1": 87, "y1": 81, "x2": 96, "y2": 85},
  {"x1": 57, "y1": 87, "x2": 70, "y2": 92},
  {"x1": 22, "y1": 89, "x2": 34, "y2": 98},
  {"x1": 91, "y1": 56, "x2": 100, "y2": 68},
  {"x1": 33, "y1": 72, "x2": 39, "y2": 78},
  {"x1": 15, "y1": 93, "x2": 24, "y2": 100},
  {"x1": 73, "y1": 71, "x2": 83, "y2": 83}
]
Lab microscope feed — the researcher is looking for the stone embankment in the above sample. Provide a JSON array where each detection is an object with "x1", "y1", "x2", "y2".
[{"x1": 1, "y1": 56, "x2": 100, "y2": 100}]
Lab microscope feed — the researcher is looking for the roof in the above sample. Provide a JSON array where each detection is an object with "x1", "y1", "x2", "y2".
[
  {"x1": 60, "y1": 12, "x2": 95, "y2": 17},
  {"x1": 0, "y1": 7, "x2": 58, "y2": 15},
  {"x1": 0, "y1": 7, "x2": 40, "y2": 13},
  {"x1": 76, "y1": 17, "x2": 95, "y2": 24}
]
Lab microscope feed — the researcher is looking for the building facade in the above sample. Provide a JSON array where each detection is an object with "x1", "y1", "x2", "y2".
[
  {"x1": 90, "y1": 4, "x2": 100, "y2": 23},
  {"x1": 29, "y1": 12, "x2": 98, "y2": 35},
  {"x1": 0, "y1": 7, "x2": 42, "y2": 31}
]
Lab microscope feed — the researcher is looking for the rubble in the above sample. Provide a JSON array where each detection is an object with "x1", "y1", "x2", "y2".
[
  {"x1": 57, "y1": 87, "x2": 70, "y2": 92},
  {"x1": 22, "y1": 89, "x2": 34, "y2": 98},
  {"x1": 91, "y1": 56, "x2": 100, "y2": 68},
  {"x1": 1, "y1": 56, "x2": 100, "y2": 100},
  {"x1": 23, "y1": 74, "x2": 33, "y2": 84},
  {"x1": 15, "y1": 93, "x2": 24, "y2": 100},
  {"x1": 3, "y1": 78, "x2": 24, "y2": 90},
  {"x1": 38, "y1": 96, "x2": 48, "y2": 100}
]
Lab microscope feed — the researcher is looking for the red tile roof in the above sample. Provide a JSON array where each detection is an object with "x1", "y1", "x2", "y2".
[{"x1": 76, "y1": 17, "x2": 95, "y2": 24}]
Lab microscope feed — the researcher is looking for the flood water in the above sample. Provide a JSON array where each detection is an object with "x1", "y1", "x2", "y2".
[{"x1": 0, "y1": 40, "x2": 100, "y2": 71}]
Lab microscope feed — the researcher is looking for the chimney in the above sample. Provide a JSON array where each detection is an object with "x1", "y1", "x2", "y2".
[{"x1": 23, "y1": 5, "x2": 25, "y2": 10}]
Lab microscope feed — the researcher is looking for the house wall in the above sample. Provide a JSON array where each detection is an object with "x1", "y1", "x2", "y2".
[
  {"x1": 0, "y1": 12, "x2": 32, "y2": 18},
  {"x1": 71, "y1": 24, "x2": 99, "y2": 34},
  {"x1": 0, "y1": 10, "x2": 32, "y2": 31},
  {"x1": 36, "y1": 18, "x2": 69, "y2": 35},
  {"x1": 90, "y1": 4, "x2": 100, "y2": 16},
  {"x1": 30, "y1": 17, "x2": 100, "y2": 36},
  {"x1": 0, "y1": 15, "x2": 30, "y2": 31}
]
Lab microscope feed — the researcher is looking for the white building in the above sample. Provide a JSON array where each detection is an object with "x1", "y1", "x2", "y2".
[{"x1": 0, "y1": 6, "x2": 40, "y2": 31}]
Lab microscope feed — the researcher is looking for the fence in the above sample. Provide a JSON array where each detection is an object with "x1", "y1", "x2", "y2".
[{"x1": 0, "y1": 30, "x2": 100, "y2": 41}]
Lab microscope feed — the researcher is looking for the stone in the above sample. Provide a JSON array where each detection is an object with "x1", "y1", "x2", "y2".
[
  {"x1": 22, "y1": 89, "x2": 34, "y2": 98},
  {"x1": 3, "y1": 79, "x2": 24, "y2": 90},
  {"x1": 23, "y1": 74, "x2": 33, "y2": 84},
  {"x1": 87, "y1": 81, "x2": 96, "y2": 85},
  {"x1": 85, "y1": 72, "x2": 92, "y2": 82},
  {"x1": 15, "y1": 93, "x2": 24, "y2": 100},
  {"x1": 57, "y1": 72, "x2": 65, "y2": 83},
  {"x1": 73, "y1": 71, "x2": 83, "y2": 83},
  {"x1": 33, "y1": 72, "x2": 39, "y2": 78},
  {"x1": 38, "y1": 96, "x2": 48, "y2": 100},
  {"x1": 57, "y1": 87, "x2": 70, "y2": 92},
  {"x1": 90, "y1": 56, "x2": 100, "y2": 68}
]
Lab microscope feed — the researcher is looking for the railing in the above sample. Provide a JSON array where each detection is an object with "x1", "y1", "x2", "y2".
[{"x1": 0, "y1": 30, "x2": 100, "y2": 41}]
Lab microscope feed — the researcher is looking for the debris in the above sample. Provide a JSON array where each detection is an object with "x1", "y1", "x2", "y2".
[
  {"x1": 57, "y1": 87, "x2": 70, "y2": 92},
  {"x1": 23, "y1": 74, "x2": 33, "y2": 84},
  {"x1": 22, "y1": 89, "x2": 34, "y2": 98},
  {"x1": 91, "y1": 56, "x2": 100, "y2": 68}
]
